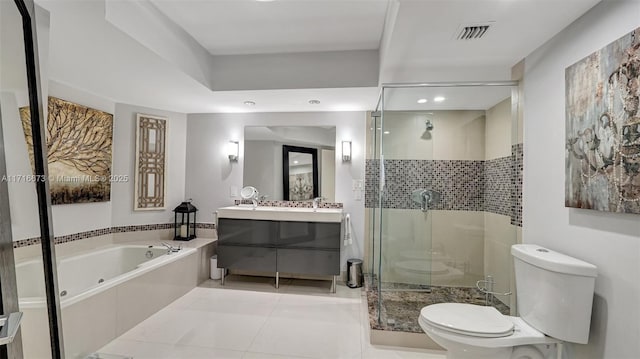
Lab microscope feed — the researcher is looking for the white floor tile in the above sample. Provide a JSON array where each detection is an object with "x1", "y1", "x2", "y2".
[
  {"x1": 176, "y1": 312, "x2": 269, "y2": 351},
  {"x1": 270, "y1": 293, "x2": 361, "y2": 326},
  {"x1": 99, "y1": 278, "x2": 446, "y2": 359},
  {"x1": 200, "y1": 276, "x2": 289, "y2": 293},
  {"x1": 169, "y1": 344, "x2": 244, "y2": 359},
  {"x1": 360, "y1": 346, "x2": 446, "y2": 359},
  {"x1": 98, "y1": 338, "x2": 175, "y2": 359},
  {"x1": 242, "y1": 352, "x2": 313, "y2": 359},
  {"x1": 173, "y1": 288, "x2": 281, "y2": 316},
  {"x1": 119, "y1": 308, "x2": 203, "y2": 345},
  {"x1": 249, "y1": 317, "x2": 362, "y2": 359}
]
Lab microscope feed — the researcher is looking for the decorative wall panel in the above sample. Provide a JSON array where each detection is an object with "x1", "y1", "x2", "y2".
[{"x1": 134, "y1": 114, "x2": 167, "y2": 210}]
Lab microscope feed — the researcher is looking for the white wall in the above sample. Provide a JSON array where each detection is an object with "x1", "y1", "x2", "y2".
[
  {"x1": 485, "y1": 98, "x2": 512, "y2": 160},
  {"x1": 523, "y1": 1, "x2": 640, "y2": 358},
  {"x1": 185, "y1": 112, "x2": 366, "y2": 269},
  {"x1": 111, "y1": 103, "x2": 187, "y2": 226}
]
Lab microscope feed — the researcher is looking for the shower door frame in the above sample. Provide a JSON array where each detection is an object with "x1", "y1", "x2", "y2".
[
  {"x1": 373, "y1": 81, "x2": 519, "y2": 324},
  {"x1": 1, "y1": 0, "x2": 65, "y2": 357}
]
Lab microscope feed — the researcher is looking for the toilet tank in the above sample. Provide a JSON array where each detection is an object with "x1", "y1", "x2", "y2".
[{"x1": 512, "y1": 244, "x2": 597, "y2": 344}]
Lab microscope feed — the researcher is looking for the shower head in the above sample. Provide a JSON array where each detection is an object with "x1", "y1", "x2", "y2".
[{"x1": 425, "y1": 120, "x2": 434, "y2": 131}]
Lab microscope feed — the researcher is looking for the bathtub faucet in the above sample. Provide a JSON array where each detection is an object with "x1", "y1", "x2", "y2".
[{"x1": 161, "y1": 242, "x2": 182, "y2": 254}]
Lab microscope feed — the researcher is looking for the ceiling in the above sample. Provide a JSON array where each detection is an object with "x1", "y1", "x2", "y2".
[
  {"x1": 31, "y1": 0, "x2": 602, "y2": 113},
  {"x1": 151, "y1": 0, "x2": 389, "y2": 55}
]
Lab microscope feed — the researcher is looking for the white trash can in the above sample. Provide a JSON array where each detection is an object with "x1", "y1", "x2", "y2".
[{"x1": 210, "y1": 255, "x2": 222, "y2": 280}]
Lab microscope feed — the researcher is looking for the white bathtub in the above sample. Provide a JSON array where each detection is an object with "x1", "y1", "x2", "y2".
[
  {"x1": 16, "y1": 244, "x2": 199, "y2": 358},
  {"x1": 17, "y1": 245, "x2": 194, "y2": 309}
]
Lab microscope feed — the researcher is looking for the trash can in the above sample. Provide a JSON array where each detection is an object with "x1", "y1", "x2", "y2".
[
  {"x1": 210, "y1": 255, "x2": 222, "y2": 280},
  {"x1": 346, "y1": 258, "x2": 363, "y2": 288}
]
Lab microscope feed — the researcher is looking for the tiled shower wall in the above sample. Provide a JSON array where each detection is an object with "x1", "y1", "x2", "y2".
[{"x1": 365, "y1": 147, "x2": 523, "y2": 227}]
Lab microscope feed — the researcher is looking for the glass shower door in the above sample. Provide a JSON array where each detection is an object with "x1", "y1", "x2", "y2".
[
  {"x1": 377, "y1": 107, "x2": 435, "y2": 291},
  {"x1": 369, "y1": 83, "x2": 518, "y2": 333}
]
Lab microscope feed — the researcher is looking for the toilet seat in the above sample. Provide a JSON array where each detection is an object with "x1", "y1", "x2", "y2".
[
  {"x1": 419, "y1": 309, "x2": 560, "y2": 349},
  {"x1": 420, "y1": 303, "x2": 514, "y2": 338}
]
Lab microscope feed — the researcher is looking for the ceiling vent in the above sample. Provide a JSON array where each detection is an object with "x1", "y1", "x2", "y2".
[{"x1": 456, "y1": 23, "x2": 493, "y2": 40}]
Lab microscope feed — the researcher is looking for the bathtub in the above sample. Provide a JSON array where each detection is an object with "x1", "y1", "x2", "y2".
[{"x1": 17, "y1": 244, "x2": 200, "y2": 358}]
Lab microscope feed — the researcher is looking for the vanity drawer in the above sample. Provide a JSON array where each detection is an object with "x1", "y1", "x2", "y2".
[
  {"x1": 277, "y1": 248, "x2": 340, "y2": 275},
  {"x1": 278, "y1": 221, "x2": 341, "y2": 249},
  {"x1": 218, "y1": 218, "x2": 278, "y2": 246},
  {"x1": 217, "y1": 245, "x2": 277, "y2": 272}
]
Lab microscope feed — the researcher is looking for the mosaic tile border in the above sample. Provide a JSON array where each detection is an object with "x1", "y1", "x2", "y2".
[
  {"x1": 511, "y1": 143, "x2": 524, "y2": 226},
  {"x1": 484, "y1": 156, "x2": 512, "y2": 217},
  {"x1": 233, "y1": 199, "x2": 343, "y2": 209},
  {"x1": 13, "y1": 222, "x2": 217, "y2": 249},
  {"x1": 365, "y1": 159, "x2": 485, "y2": 211},
  {"x1": 365, "y1": 149, "x2": 524, "y2": 228}
]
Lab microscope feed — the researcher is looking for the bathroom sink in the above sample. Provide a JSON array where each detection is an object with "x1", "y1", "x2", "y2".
[{"x1": 217, "y1": 205, "x2": 343, "y2": 223}]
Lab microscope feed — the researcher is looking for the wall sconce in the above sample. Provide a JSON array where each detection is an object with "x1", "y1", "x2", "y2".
[
  {"x1": 227, "y1": 141, "x2": 239, "y2": 162},
  {"x1": 342, "y1": 141, "x2": 352, "y2": 162}
]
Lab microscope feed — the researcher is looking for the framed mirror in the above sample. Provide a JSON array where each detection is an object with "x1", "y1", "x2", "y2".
[
  {"x1": 283, "y1": 145, "x2": 318, "y2": 201},
  {"x1": 243, "y1": 126, "x2": 336, "y2": 201}
]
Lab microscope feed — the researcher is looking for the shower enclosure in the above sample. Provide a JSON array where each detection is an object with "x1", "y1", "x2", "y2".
[{"x1": 365, "y1": 82, "x2": 520, "y2": 334}]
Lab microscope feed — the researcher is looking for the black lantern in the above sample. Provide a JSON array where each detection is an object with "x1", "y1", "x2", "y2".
[{"x1": 173, "y1": 200, "x2": 198, "y2": 241}]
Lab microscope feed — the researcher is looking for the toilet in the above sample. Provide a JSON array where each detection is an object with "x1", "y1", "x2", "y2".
[{"x1": 419, "y1": 244, "x2": 598, "y2": 359}]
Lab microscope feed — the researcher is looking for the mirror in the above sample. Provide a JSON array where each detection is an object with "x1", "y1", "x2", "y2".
[
  {"x1": 283, "y1": 145, "x2": 318, "y2": 200},
  {"x1": 243, "y1": 126, "x2": 336, "y2": 201}
]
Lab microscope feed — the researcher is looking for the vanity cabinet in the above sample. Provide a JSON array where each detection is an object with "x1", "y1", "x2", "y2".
[{"x1": 217, "y1": 218, "x2": 341, "y2": 289}]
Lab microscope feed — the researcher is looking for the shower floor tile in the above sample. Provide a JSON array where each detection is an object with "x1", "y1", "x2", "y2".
[{"x1": 366, "y1": 283, "x2": 510, "y2": 333}]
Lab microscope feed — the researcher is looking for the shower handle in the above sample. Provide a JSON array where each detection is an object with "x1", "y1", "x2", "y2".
[{"x1": 420, "y1": 191, "x2": 431, "y2": 211}]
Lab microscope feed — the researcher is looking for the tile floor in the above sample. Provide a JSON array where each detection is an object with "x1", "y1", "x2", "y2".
[{"x1": 96, "y1": 275, "x2": 446, "y2": 359}]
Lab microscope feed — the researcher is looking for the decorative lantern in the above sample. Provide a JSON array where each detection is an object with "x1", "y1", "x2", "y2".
[{"x1": 173, "y1": 200, "x2": 198, "y2": 241}]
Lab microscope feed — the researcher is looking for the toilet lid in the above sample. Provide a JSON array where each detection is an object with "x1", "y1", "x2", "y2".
[{"x1": 420, "y1": 303, "x2": 514, "y2": 338}]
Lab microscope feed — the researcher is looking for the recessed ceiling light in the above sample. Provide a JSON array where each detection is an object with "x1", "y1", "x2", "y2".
[
  {"x1": 308, "y1": 99, "x2": 321, "y2": 105},
  {"x1": 293, "y1": 160, "x2": 299, "y2": 164},
  {"x1": 383, "y1": 131, "x2": 390, "y2": 135},
  {"x1": 433, "y1": 96, "x2": 445, "y2": 102},
  {"x1": 244, "y1": 101, "x2": 256, "y2": 106},
  {"x1": 417, "y1": 99, "x2": 428, "y2": 104}
]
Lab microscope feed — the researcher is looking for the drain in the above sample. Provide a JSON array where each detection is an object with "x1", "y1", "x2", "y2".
[
  {"x1": 60, "y1": 290, "x2": 67, "y2": 297},
  {"x1": 145, "y1": 250, "x2": 154, "y2": 259},
  {"x1": 98, "y1": 278, "x2": 104, "y2": 284}
]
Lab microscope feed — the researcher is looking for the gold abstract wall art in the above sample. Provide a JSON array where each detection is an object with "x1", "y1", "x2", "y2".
[
  {"x1": 19, "y1": 96, "x2": 113, "y2": 205},
  {"x1": 565, "y1": 27, "x2": 640, "y2": 214},
  {"x1": 134, "y1": 114, "x2": 167, "y2": 210}
]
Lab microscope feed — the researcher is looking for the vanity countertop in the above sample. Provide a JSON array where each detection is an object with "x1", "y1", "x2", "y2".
[{"x1": 217, "y1": 205, "x2": 343, "y2": 223}]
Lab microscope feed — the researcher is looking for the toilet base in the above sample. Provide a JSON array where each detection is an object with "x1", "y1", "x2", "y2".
[
  {"x1": 443, "y1": 344, "x2": 555, "y2": 359},
  {"x1": 444, "y1": 346, "x2": 512, "y2": 359},
  {"x1": 420, "y1": 315, "x2": 560, "y2": 359}
]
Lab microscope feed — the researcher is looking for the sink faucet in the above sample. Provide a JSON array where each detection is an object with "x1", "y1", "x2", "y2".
[
  {"x1": 161, "y1": 242, "x2": 181, "y2": 254},
  {"x1": 312, "y1": 197, "x2": 324, "y2": 210}
]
